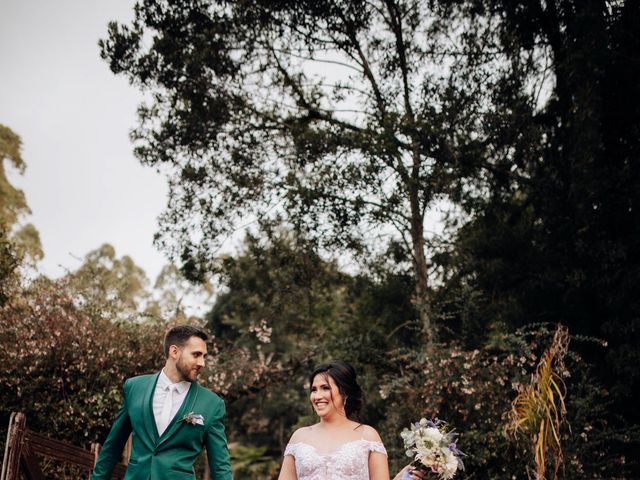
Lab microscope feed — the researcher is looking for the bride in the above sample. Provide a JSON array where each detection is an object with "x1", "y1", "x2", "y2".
[{"x1": 278, "y1": 360, "x2": 424, "y2": 480}]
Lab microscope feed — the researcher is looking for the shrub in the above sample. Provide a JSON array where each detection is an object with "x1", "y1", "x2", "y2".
[
  {"x1": 0, "y1": 278, "x2": 164, "y2": 450},
  {"x1": 378, "y1": 324, "x2": 634, "y2": 479}
]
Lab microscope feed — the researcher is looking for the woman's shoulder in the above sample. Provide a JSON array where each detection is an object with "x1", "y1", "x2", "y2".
[
  {"x1": 354, "y1": 423, "x2": 384, "y2": 443},
  {"x1": 288, "y1": 424, "x2": 319, "y2": 444}
]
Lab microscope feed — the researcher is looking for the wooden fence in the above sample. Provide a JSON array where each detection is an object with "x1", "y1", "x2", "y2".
[{"x1": 1, "y1": 412, "x2": 128, "y2": 480}]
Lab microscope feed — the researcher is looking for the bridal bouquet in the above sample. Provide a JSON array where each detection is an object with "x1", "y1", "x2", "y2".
[{"x1": 400, "y1": 418, "x2": 465, "y2": 479}]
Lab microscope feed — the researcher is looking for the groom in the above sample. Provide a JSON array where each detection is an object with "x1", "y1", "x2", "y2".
[{"x1": 91, "y1": 325, "x2": 233, "y2": 480}]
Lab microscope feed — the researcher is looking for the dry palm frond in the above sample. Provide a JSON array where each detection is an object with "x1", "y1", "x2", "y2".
[{"x1": 507, "y1": 324, "x2": 570, "y2": 480}]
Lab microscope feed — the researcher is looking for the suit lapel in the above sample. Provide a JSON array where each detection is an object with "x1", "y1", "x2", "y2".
[
  {"x1": 157, "y1": 381, "x2": 200, "y2": 447},
  {"x1": 142, "y1": 372, "x2": 161, "y2": 444}
]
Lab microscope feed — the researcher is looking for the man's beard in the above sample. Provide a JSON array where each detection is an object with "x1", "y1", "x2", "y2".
[{"x1": 176, "y1": 357, "x2": 197, "y2": 382}]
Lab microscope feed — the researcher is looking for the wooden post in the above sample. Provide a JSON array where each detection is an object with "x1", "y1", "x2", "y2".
[
  {"x1": 0, "y1": 412, "x2": 15, "y2": 480},
  {"x1": 1, "y1": 412, "x2": 25, "y2": 480},
  {"x1": 91, "y1": 443, "x2": 101, "y2": 467},
  {"x1": 202, "y1": 450, "x2": 211, "y2": 480},
  {"x1": 121, "y1": 435, "x2": 132, "y2": 465},
  {"x1": 91, "y1": 443, "x2": 101, "y2": 480}
]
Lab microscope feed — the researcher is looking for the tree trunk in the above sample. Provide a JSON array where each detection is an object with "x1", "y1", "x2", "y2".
[
  {"x1": 413, "y1": 234, "x2": 433, "y2": 345},
  {"x1": 408, "y1": 171, "x2": 433, "y2": 344}
]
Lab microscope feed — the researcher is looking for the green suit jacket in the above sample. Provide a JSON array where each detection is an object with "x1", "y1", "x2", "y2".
[{"x1": 91, "y1": 373, "x2": 233, "y2": 480}]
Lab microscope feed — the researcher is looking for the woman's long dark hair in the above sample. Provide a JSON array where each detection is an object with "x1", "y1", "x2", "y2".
[{"x1": 309, "y1": 360, "x2": 364, "y2": 421}]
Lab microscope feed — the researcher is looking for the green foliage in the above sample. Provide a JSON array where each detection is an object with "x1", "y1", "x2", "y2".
[
  {"x1": 0, "y1": 124, "x2": 43, "y2": 265},
  {"x1": 12, "y1": 222, "x2": 44, "y2": 262},
  {"x1": 380, "y1": 341, "x2": 531, "y2": 478},
  {"x1": 0, "y1": 226, "x2": 20, "y2": 305},
  {"x1": 203, "y1": 231, "x2": 422, "y2": 460},
  {"x1": 230, "y1": 444, "x2": 280, "y2": 478},
  {"x1": 559, "y1": 360, "x2": 640, "y2": 478},
  {"x1": 98, "y1": 0, "x2": 533, "y2": 342},
  {"x1": 66, "y1": 243, "x2": 151, "y2": 319},
  {"x1": 432, "y1": 3, "x2": 640, "y2": 474},
  {"x1": 205, "y1": 232, "x2": 349, "y2": 450},
  {"x1": 0, "y1": 123, "x2": 28, "y2": 229},
  {"x1": 378, "y1": 324, "x2": 634, "y2": 479}
]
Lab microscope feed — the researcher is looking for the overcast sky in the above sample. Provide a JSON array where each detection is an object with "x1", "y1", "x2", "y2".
[{"x1": 1, "y1": 0, "x2": 169, "y2": 281}]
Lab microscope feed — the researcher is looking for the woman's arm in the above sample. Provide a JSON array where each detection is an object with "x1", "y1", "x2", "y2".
[
  {"x1": 368, "y1": 450, "x2": 391, "y2": 480},
  {"x1": 278, "y1": 427, "x2": 305, "y2": 480},
  {"x1": 369, "y1": 454, "x2": 425, "y2": 480},
  {"x1": 277, "y1": 454, "x2": 298, "y2": 480},
  {"x1": 361, "y1": 425, "x2": 391, "y2": 480}
]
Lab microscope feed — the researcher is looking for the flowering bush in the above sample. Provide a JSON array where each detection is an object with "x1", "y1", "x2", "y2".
[
  {"x1": 380, "y1": 339, "x2": 532, "y2": 478},
  {"x1": 0, "y1": 277, "x2": 165, "y2": 450},
  {"x1": 378, "y1": 324, "x2": 631, "y2": 479},
  {"x1": 0, "y1": 272, "x2": 286, "y2": 479}
]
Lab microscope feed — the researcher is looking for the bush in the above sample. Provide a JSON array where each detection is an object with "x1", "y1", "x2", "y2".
[
  {"x1": 0, "y1": 278, "x2": 164, "y2": 451},
  {"x1": 378, "y1": 325, "x2": 635, "y2": 479}
]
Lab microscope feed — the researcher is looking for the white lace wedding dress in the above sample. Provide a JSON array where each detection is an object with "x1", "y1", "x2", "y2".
[{"x1": 284, "y1": 439, "x2": 387, "y2": 480}]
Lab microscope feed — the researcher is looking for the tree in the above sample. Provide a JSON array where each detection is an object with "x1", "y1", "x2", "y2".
[
  {"x1": 148, "y1": 262, "x2": 215, "y2": 321},
  {"x1": 0, "y1": 226, "x2": 20, "y2": 304},
  {"x1": 0, "y1": 124, "x2": 28, "y2": 229},
  {"x1": 203, "y1": 230, "x2": 421, "y2": 473},
  {"x1": 99, "y1": 0, "x2": 510, "y2": 343},
  {"x1": 434, "y1": 0, "x2": 640, "y2": 473},
  {"x1": 64, "y1": 243, "x2": 151, "y2": 321},
  {"x1": 0, "y1": 124, "x2": 43, "y2": 263},
  {"x1": 205, "y1": 232, "x2": 346, "y2": 449},
  {"x1": 0, "y1": 124, "x2": 43, "y2": 303}
]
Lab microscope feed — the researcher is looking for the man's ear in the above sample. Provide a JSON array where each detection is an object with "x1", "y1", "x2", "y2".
[{"x1": 168, "y1": 344, "x2": 180, "y2": 358}]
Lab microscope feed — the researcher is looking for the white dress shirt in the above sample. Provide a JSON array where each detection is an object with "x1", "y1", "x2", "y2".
[{"x1": 152, "y1": 369, "x2": 191, "y2": 435}]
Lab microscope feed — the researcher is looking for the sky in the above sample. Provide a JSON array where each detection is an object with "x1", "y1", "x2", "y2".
[{"x1": 0, "y1": 0, "x2": 169, "y2": 281}]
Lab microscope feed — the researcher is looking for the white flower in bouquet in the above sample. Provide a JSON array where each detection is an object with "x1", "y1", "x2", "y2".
[
  {"x1": 421, "y1": 426, "x2": 444, "y2": 445},
  {"x1": 400, "y1": 418, "x2": 465, "y2": 480},
  {"x1": 442, "y1": 450, "x2": 459, "y2": 479}
]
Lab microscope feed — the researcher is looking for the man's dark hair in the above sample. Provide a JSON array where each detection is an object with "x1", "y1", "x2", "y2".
[{"x1": 163, "y1": 325, "x2": 208, "y2": 357}]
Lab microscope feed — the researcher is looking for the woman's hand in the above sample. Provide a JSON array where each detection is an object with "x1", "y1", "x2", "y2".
[{"x1": 392, "y1": 464, "x2": 426, "y2": 480}]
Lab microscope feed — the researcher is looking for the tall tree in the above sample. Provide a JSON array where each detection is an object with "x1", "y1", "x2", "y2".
[
  {"x1": 435, "y1": 1, "x2": 640, "y2": 473},
  {"x1": 0, "y1": 124, "x2": 28, "y2": 229},
  {"x1": 204, "y1": 231, "x2": 419, "y2": 463},
  {"x1": 100, "y1": 0, "x2": 507, "y2": 342},
  {"x1": 65, "y1": 243, "x2": 151, "y2": 320},
  {"x1": 0, "y1": 124, "x2": 43, "y2": 263}
]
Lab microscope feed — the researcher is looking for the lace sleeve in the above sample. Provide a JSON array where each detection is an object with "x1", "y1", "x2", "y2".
[
  {"x1": 284, "y1": 443, "x2": 298, "y2": 458},
  {"x1": 368, "y1": 441, "x2": 387, "y2": 455}
]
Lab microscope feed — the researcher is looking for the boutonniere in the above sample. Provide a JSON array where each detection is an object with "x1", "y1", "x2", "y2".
[{"x1": 182, "y1": 411, "x2": 205, "y2": 425}]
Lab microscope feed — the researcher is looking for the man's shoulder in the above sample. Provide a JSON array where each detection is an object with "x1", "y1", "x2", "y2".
[
  {"x1": 127, "y1": 372, "x2": 158, "y2": 383},
  {"x1": 124, "y1": 372, "x2": 158, "y2": 389},
  {"x1": 194, "y1": 382, "x2": 224, "y2": 401},
  {"x1": 193, "y1": 383, "x2": 226, "y2": 411}
]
